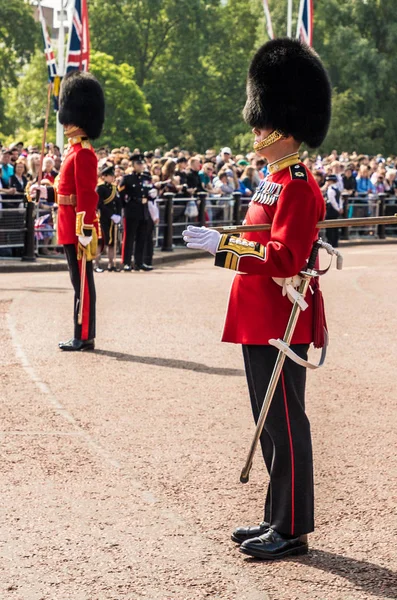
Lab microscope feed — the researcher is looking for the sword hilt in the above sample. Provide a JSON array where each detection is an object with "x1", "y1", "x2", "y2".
[{"x1": 307, "y1": 240, "x2": 321, "y2": 272}]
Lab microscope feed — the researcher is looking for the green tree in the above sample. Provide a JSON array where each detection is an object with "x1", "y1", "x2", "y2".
[
  {"x1": 3, "y1": 49, "x2": 56, "y2": 146},
  {"x1": 89, "y1": 51, "x2": 159, "y2": 148},
  {"x1": 3, "y1": 49, "x2": 157, "y2": 149},
  {"x1": 0, "y1": 0, "x2": 39, "y2": 130}
]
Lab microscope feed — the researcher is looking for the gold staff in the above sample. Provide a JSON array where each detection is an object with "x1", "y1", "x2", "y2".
[{"x1": 213, "y1": 214, "x2": 397, "y2": 235}]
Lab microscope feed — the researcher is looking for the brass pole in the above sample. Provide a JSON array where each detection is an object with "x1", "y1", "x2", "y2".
[{"x1": 213, "y1": 214, "x2": 397, "y2": 235}]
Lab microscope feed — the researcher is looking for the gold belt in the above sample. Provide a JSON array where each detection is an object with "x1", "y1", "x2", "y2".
[{"x1": 58, "y1": 194, "x2": 77, "y2": 206}]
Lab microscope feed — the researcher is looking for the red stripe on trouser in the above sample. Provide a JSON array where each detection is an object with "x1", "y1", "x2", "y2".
[
  {"x1": 78, "y1": 259, "x2": 90, "y2": 341},
  {"x1": 281, "y1": 372, "x2": 295, "y2": 536},
  {"x1": 121, "y1": 217, "x2": 126, "y2": 263}
]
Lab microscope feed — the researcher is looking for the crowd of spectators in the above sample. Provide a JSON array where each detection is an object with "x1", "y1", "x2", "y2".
[
  {"x1": 2, "y1": 141, "x2": 397, "y2": 202},
  {"x1": 1, "y1": 140, "x2": 397, "y2": 257}
]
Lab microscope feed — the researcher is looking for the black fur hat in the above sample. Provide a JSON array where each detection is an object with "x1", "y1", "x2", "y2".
[
  {"x1": 59, "y1": 71, "x2": 105, "y2": 140},
  {"x1": 243, "y1": 38, "x2": 331, "y2": 148}
]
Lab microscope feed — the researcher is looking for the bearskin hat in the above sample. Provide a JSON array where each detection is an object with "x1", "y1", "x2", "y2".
[
  {"x1": 59, "y1": 71, "x2": 105, "y2": 140},
  {"x1": 243, "y1": 38, "x2": 331, "y2": 148}
]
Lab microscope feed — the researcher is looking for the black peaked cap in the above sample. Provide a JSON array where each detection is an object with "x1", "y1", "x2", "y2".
[
  {"x1": 243, "y1": 38, "x2": 331, "y2": 148},
  {"x1": 59, "y1": 71, "x2": 105, "y2": 140}
]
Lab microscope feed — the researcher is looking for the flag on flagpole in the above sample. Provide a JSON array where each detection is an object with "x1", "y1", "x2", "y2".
[
  {"x1": 296, "y1": 0, "x2": 313, "y2": 46},
  {"x1": 66, "y1": 0, "x2": 90, "y2": 72},
  {"x1": 38, "y1": 2, "x2": 58, "y2": 81},
  {"x1": 262, "y1": 0, "x2": 275, "y2": 40}
]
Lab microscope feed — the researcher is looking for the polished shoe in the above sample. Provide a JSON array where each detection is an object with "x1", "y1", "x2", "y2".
[
  {"x1": 58, "y1": 338, "x2": 95, "y2": 352},
  {"x1": 239, "y1": 528, "x2": 308, "y2": 560},
  {"x1": 134, "y1": 264, "x2": 153, "y2": 272},
  {"x1": 123, "y1": 264, "x2": 132, "y2": 272},
  {"x1": 95, "y1": 266, "x2": 104, "y2": 273},
  {"x1": 231, "y1": 521, "x2": 270, "y2": 544},
  {"x1": 107, "y1": 266, "x2": 116, "y2": 272}
]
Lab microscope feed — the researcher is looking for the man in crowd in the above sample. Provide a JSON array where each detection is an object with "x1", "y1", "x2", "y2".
[
  {"x1": 186, "y1": 157, "x2": 205, "y2": 195},
  {"x1": 118, "y1": 153, "x2": 153, "y2": 272},
  {"x1": 1, "y1": 149, "x2": 15, "y2": 186}
]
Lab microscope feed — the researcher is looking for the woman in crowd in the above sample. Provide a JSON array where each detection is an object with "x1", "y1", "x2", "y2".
[
  {"x1": 385, "y1": 169, "x2": 397, "y2": 196},
  {"x1": 41, "y1": 156, "x2": 57, "y2": 184},
  {"x1": 9, "y1": 159, "x2": 28, "y2": 197},
  {"x1": 240, "y1": 165, "x2": 257, "y2": 193},
  {"x1": 158, "y1": 159, "x2": 182, "y2": 196},
  {"x1": 27, "y1": 153, "x2": 41, "y2": 181}
]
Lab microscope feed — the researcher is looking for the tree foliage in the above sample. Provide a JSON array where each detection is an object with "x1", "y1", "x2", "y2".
[
  {"x1": 90, "y1": 0, "x2": 259, "y2": 150},
  {"x1": 3, "y1": 0, "x2": 397, "y2": 155},
  {"x1": 89, "y1": 51, "x2": 158, "y2": 148},
  {"x1": 0, "y1": 0, "x2": 39, "y2": 130}
]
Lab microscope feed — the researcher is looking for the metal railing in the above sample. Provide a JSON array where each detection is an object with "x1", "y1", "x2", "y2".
[{"x1": 0, "y1": 191, "x2": 396, "y2": 261}]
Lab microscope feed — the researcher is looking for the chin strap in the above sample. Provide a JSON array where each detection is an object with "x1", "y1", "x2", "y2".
[
  {"x1": 253, "y1": 129, "x2": 284, "y2": 151},
  {"x1": 269, "y1": 329, "x2": 328, "y2": 370}
]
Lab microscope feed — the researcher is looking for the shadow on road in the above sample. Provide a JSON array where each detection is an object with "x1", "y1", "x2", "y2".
[
  {"x1": 245, "y1": 548, "x2": 397, "y2": 599},
  {"x1": 304, "y1": 549, "x2": 397, "y2": 599},
  {"x1": 95, "y1": 349, "x2": 245, "y2": 377}
]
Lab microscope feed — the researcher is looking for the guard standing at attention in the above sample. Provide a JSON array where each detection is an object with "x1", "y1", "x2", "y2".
[
  {"x1": 183, "y1": 39, "x2": 331, "y2": 560},
  {"x1": 118, "y1": 153, "x2": 153, "y2": 272},
  {"x1": 34, "y1": 71, "x2": 105, "y2": 351},
  {"x1": 95, "y1": 162, "x2": 122, "y2": 272}
]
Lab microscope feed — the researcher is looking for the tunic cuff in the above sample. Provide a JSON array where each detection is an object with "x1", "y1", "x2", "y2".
[{"x1": 214, "y1": 234, "x2": 266, "y2": 271}]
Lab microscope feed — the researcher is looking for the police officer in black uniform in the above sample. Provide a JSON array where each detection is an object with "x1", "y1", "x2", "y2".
[
  {"x1": 95, "y1": 162, "x2": 122, "y2": 272},
  {"x1": 118, "y1": 153, "x2": 153, "y2": 272}
]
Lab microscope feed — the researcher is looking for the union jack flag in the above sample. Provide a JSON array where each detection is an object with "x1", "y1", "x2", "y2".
[
  {"x1": 66, "y1": 0, "x2": 90, "y2": 72},
  {"x1": 38, "y1": 3, "x2": 58, "y2": 81},
  {"x1": 296, "y1": 0, "x2": 313, "y2": 46}
]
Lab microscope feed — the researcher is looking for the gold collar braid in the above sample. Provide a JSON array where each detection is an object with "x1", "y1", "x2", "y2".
[
  {"x1": 253, "y1": 129, "x2": 284, "y2": 152},
  {"x1": 268, "y1": 152, "x2": 300, "y2": 174}
]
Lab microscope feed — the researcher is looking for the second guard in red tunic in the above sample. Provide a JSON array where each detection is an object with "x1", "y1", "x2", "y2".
[
  {"x1": 49, "y1": 71, "x2": 105, "y2": 351},
  {"x1": 183, "y1": 38, "x2": 331, "y2": 560}
]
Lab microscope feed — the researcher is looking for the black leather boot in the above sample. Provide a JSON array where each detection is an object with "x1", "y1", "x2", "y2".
[
  {"x1": 58, "y1": 338, "x2": 95, "y2": 352},
  {"x1": 239, "y1": 528, "x2": 308, "y2": 560},
  {"x1": 231, "y1": 521, "x2": 270, "y2": 544}
]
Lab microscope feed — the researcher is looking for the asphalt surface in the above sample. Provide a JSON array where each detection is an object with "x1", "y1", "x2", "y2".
[{"x1": 0, "y1": 246, "x2": 396, "y2": 600}]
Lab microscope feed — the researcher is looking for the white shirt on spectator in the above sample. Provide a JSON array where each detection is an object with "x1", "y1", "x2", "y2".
[{"x1": 327, "y1": 185, "x2": 343, "y2": 212}]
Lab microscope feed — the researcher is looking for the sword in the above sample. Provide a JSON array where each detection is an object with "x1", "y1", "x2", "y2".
[
  {"x1": 239, "y1": 239, "x2": 337, "y2": 484},
  {"x1": 213, "y1": 214, "x2": 397, "y2": 235}
]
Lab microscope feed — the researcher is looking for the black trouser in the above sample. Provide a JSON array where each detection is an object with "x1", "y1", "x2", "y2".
[
  {"x1": 242, "y1": 344, "x2": 314, "y2": 536},
  {"x1": 144, "y1": 216, "x2": 154, "y2": 266},
  {"x1": 64, "y1": 244, "x2": 96, "y2": 341},
  {"x1": 326, "y1": 204, "x2": 340, "y2": 248},
  {"x1": 122, "y1": 217, "x2": 147, "y2": 267}
]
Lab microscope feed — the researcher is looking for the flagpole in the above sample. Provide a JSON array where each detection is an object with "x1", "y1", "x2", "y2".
[
  {"x1": 287, "y1": 0, "x2": 293, "y2": 37},
  {"x1": 56, "y1": 0, "x2": 67, "y2": 152},
  {"x1": 296, "y1": 0, "x2": 304, "y2": 38}
]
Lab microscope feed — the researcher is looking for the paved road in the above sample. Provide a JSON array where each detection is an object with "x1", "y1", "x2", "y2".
[{"x1": 0, "y1": 247, "x2": 396, "y2": 600}]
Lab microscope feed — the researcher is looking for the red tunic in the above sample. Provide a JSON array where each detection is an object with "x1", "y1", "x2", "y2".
[
  {"x1": 57, "y1": 140, "x2": 98, "y2": 245},
  {"x1": 215, "y1": 162, "x2": 325, "y2": 345}
]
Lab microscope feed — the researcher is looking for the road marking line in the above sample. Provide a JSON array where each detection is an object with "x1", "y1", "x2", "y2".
[
  {"x1": 0, "y1": 430, "x2": 84, "y2": 437},
  {"x1": 6, "y1": 312, "x2": 121, "y2": 470}
]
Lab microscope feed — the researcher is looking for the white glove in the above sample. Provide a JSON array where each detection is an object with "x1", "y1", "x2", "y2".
[
  {"x1": 182, "y1": 225, "x2": 221, "y2": 255},
  {"x1": 78, "y1": 235, "x2": 93, "y2": 247},
  {"x1": 111, "y1": 214, "x2": 122, "y2": 224},
  {"x1": 29, "y1": 184, "x2": 48, "y2": 199}
]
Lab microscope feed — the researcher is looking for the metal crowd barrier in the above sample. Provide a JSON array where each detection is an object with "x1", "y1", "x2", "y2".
[
  {"x1": 0, "y1": 196, "x2": 26, "y2": 257},
  {"x1": 1, "y1": 191, "x2": 396, "y2": 261}
]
